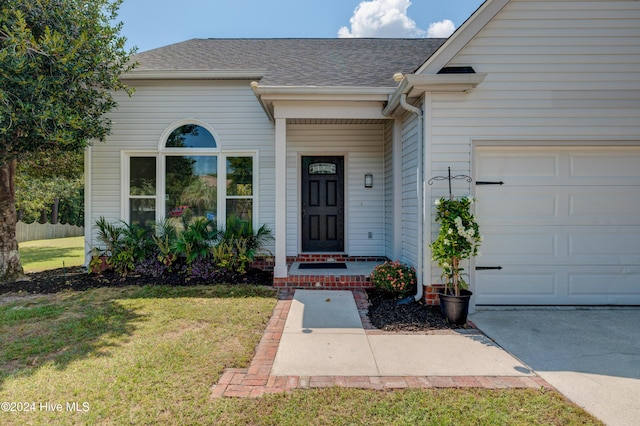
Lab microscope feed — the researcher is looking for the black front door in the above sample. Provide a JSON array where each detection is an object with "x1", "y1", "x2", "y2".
[{"x1": 301, "y1": 156, "x2": 344, "y2": 252}]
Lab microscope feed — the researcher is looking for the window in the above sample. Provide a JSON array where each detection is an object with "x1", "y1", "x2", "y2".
[
  {"x1": 226, "y1": 156, "x2": 253, "y2": 224},
  {"x1": 165, "y1": 124, "x2": 217, "y2": 148},
  {"x1": 124, "y1": 123, "x2": 255, "y2": 228},
  {"x1": 129, "y1": 157, "x2": 156, "y2": 226},
  {"x1": 166, "y1": 155, "x2": 217, "y2": 221}
]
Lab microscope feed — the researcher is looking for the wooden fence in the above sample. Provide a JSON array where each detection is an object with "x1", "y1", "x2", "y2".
[{"x1": 16, "y1": 221, "x2": 84, "y2": 243}]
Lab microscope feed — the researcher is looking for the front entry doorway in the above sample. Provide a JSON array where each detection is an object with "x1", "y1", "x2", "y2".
[{"x1": 301, "y1": 156, "x2": 344, "y2": 252}]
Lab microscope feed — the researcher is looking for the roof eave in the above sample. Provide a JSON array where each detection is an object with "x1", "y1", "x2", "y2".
[
  {"x1": 121, "y1": 69, "x2": 267, "y2": 80},
  {"x1": 383, "y1": 73, "x2": 487, "y2": 116}
]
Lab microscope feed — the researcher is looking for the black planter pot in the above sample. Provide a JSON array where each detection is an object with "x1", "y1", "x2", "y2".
[{"x1": 438, "y1": 289, "x2": 473, "y2": 325}]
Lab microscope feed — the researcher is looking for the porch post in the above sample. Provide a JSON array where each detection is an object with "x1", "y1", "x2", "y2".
[{"x1": 273, "y1": 118, "x2": 288, "y2": 278}]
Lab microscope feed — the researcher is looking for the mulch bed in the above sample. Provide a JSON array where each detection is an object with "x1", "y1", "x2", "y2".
[
  {"x1": 0, "y1": 266, "x2": 273, "y2": 295},
  {"x1": 366, "y1": 288, "x2": 474, "y2": 331},
  {"x1": 1, "y1": 269, "x2": 471, "y2": 331}
]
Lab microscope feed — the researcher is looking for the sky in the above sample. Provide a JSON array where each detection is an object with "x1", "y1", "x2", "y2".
[{"x1": 117, "y1": 0, "x2": 486, "y2": 53}]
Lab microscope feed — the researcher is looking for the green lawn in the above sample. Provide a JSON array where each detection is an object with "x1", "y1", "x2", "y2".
[
  {"x1": 0, "y1": 284, "x2": 602, "y2": 425},
  {"x1": 18, "y1": 236, "x2": 85, "y2": 273}
]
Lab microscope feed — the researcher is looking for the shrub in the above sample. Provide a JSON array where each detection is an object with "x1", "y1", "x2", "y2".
[
  {"x1": 211, "y1": 239, "x2": 252, "y2": 274},
  {"x1": 370, "y1": 261, "x2": 416, "y2": 298},
  {"x1": 213, "y1": 215, "x2": 273, "y2": 274},
  {"x1": 93, "y1": 217, "x2": 155, "y2": 275},
  {"x1": 173, "y1": 218, "x2": 217, "y2": 264}
]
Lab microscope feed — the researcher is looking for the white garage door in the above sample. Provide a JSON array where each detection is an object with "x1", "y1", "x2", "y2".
[{"x1": 474, "y1": 145, "x2": 640, "y2": 305}]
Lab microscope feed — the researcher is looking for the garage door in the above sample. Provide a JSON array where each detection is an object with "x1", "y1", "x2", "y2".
[{"x1": 474, "y1": 145, "x2": 640, "y2": 305}]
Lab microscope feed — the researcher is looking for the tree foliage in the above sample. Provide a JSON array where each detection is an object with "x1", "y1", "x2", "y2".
[{"x1": 0, "y1": 0, "x2": 136, "y2": 162}]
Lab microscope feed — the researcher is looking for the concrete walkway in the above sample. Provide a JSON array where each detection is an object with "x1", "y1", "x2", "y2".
[
  {"x1": 212, "y1": 290, "x2": 550, "y2": 398},
  {"x1": 272, "y1": 290, "x2": 532, "y2": 377}
]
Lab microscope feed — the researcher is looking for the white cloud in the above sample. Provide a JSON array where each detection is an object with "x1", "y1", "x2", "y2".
[
  {"x1": 426, "y1": 19, "x2": 456, "y2": 38},
  {"x1": 338, "y1": 0, "x2": 426, "y2": 38}
]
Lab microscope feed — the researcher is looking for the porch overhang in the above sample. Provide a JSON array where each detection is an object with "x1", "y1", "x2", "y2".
[
  {"x1": 382, "y1": 73, "x2": 487, "y2": 117},
  {"x1": 250, "y1": 83, "x2": 394, "y2": 122}
]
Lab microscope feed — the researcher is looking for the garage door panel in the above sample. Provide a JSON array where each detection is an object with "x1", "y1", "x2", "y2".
[
  {"x1": 479, "y1": 187, "x2": 640, "y2": 226},
  {"x1": 475, "y1": 268, "x2": 560, "y2": 305},
  {"x1": 569, "y1": 269, "x2": 640, "y2": 301},
  {"x1": 569, "y1": 227, "x2": 640, "y2": 264},
  {"x1": 482, "y1": 226, "x2": 640, "y2": 265},
  {"x1": 477, "y1": 267, "x2": 640, "y2": 305},
  {"x1": 477, "y1": 150, "x2": 560, "y2": 182},
  {"x1": 569, "y1": 188, "x2": 640, "y2": 225},
  {"x1": 571, "y1": 149, "x2": 640, "y2": 183},
  {"x1": 478, "y1": 146, "x2": 640, "y2": 186},
  {"x1": 481, "y1": 228, "x2": 557, "y2": 258},
  {"x1": 477, "y1": 191, "x2": 559, "y2": 225}
]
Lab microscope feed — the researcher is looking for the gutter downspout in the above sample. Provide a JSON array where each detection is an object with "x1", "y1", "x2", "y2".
[{"x1": 398, "y1": 94, "x2": 425, "y2": 302}]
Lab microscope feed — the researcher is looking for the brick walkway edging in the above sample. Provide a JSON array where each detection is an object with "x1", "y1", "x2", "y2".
[{"x1": 211, "y1": 290, "x2": 553, "y2": 398}]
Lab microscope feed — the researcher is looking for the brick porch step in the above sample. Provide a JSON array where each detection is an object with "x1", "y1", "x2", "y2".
[{"x1": 273, "y1": 273, "x2": 372, "y2": 289}]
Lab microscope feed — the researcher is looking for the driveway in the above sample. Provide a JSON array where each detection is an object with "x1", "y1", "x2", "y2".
[{"x1": 470, "y1": 308, "x2": 640, "y2": 426}]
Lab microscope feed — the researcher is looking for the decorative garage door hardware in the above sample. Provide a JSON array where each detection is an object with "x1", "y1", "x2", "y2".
[
  {"x1": 476, "y1": 266, "x2": 503, "y2": 271},
  {"x1": 475, "y1": 181, "x2": 504, "y2": 185}
]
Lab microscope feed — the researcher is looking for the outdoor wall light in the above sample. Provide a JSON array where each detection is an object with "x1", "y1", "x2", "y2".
[{"x1": 364, "y1": 173, "x2": 373, "y2": 188}]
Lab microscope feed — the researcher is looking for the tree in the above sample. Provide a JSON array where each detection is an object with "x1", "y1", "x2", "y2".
[{"x1": 0, "y1": 0, "x2": 135, "y2": 283}]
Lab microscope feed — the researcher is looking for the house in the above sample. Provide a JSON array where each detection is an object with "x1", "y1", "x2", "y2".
[{"x1": 86, "y1": 0, "x2": 640, "y2": 306}]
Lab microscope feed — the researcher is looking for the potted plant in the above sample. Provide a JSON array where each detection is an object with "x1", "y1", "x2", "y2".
[{"x1": 430, "y1": 196, "x2": 482, "y2": 324}]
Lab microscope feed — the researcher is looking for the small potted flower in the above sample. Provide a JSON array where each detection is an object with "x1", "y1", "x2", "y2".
[
  {"x1": 430, "y1": 196, "x2": 482, "y2": 324},
  {"x1": 370, "y1": 260, "x2": 417, "y2": 299}
]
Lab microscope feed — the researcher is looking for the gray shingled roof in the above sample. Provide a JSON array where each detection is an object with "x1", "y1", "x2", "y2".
[{"x1": 132, "y1": 38, "x2": 446, "y2": 87}]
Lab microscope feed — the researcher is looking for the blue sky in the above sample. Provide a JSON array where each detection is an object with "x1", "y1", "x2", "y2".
[{"x1": 118, "y1": 0, "x2": 485, "y2": 52}]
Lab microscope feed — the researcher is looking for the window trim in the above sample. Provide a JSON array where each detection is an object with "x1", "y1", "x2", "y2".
[{"x1": 222, "y1": 153, "x2": 258, "y2": 227}]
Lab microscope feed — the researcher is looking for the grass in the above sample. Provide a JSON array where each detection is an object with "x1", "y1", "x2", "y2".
[
  {"x1": 0, "y1": 284, "x2": 603, "y2": 425},
  {"x1": 18, "y1": 236, "x2": 85, "y2": 273}
]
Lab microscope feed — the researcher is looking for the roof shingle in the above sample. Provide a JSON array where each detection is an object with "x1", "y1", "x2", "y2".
[{"x1": 132, "y1": 38, "x2": 446, "y2": 87}]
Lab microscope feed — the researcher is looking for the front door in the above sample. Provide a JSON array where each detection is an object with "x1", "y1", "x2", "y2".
[{"x1": 301, "y1": 156, "x2": 344, "y2": 252}]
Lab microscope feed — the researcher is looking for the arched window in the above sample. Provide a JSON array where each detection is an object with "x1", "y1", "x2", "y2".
[{"x1": 165, "y1": 124, "x2": 217, "y2": 149}]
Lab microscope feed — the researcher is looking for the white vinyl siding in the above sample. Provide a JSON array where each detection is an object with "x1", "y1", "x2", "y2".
[
  {"x1": 286, "y1": 124, "x2": 385, "y2": 256},
  {"x1": 422, "y1": 0, "x2": 640, "y2": 297},
  {"x1": 383, "y1": 120, "x2": 394, "y2": 259},
  {"x1": 89, "y1": 80, "x2": 275, "y2": 248},
  {"x1": 400, "y1": 112, "x2": 420, "y2": 267}
]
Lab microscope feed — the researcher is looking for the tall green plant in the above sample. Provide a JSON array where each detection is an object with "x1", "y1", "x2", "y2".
[
  {"x1": 212, "y1": 216, "x2": 273, "y2": 274},
  {"x1": 112, "y1": 222, "x2": 154, "y2": 274},
  {"x1": 153, "y1": 219, "x2": 178, "y2": 267},
  {"x1": 94, "y1": 216, "x2": 123, "y2": 257},
  {"x1": 430, "y1": 196, "x2": 482, "y2": 296},
  {"x1": 173, "y1": 218, "x2": 217, "y2": 264},
  {"x1": 218, "y1": 215, "x2": 273, "y2": 255}
]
